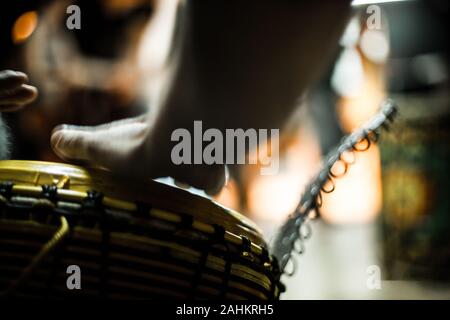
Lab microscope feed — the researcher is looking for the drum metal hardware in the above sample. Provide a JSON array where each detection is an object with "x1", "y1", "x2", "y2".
[{"x1": 272, "y1": 99, "x2": 398, "y2": 274}]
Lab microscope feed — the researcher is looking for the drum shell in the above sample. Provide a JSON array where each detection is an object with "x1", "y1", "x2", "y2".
[{"x1": 0, "y1": 160, "x2": 282, "y2": 299}]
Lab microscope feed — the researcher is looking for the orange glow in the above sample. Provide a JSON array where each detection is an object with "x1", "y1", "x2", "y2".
[
  {"x1": 338, "y1": 95, "x2": 384, "y2": 133},
  {"x1": 248, "y1": 173, "x2": 302, "y2": 222},
  {"x1": 214, "y1": 179, "x2": 240, "y2": 211},
  {"x1": 320, "y1": 146, "x2": 382, "y2": 224},
  {"x1": 247, "y1": 126, "x2": 322, "y2": 222},
  {"x1": 360, "y1": 29, "x2": 390, "y2": 64},
  {"x1": 246, "y1": 23, "x2": 388, "y2": 225},
  {"x1": 327, "y1": 42, "x2": 386, "y2": 224},
  {"x1": 337, "y1": 64, "x2": 385, "y2": 132},
  {"x1": 102, "y1": 0, "x2": 152, "y2": 15},
  {"x1": 12, "y1": 11, "x2": 38, "y2": 44}
]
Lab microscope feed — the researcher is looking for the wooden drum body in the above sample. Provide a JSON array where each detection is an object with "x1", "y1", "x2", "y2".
[{"x1": 0, "y1": 160, "x2": 282, "y2": 299}]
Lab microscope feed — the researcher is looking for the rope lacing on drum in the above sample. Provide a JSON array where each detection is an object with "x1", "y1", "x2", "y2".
[
  {"x1": 0, "y1": 182, "x2": 13, "y2": 209},
  {"x1": 83, "y1": 190, "x2": 110, "y2": 298},
  {"x1": 1, "y1": 215, "x2": 69, "y2": 297},
  {"x1": 0, "y1": 179, "x2": 283, "y2": 299}
]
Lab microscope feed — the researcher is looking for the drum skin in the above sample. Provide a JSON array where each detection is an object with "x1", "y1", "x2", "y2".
[{"x1": 0, "y1": 160, "x2": 282, "y2": 299}]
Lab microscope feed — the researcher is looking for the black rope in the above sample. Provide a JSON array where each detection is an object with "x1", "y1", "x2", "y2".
[
  {"x1": 0, "y1": 181, "x2": 13, "y2": 199},
  {"x1": 189, "y1": 219, "x2": 206, "y2": 298},
  {"x1": 83, "y1": 190, "x2": 109, "y2": 298},
  {"x1": 41, "y1": 185, "x2": 58, "y2": 202},
  {"x1": 210, "y1": 224, "x2": 232, "y2": 299}
]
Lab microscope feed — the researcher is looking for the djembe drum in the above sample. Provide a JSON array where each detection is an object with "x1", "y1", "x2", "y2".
[
  {"x1": 0, "y1": 160, "x2": 282, "y2": 299},
  {"x1": 0, "y1": 100, "x2": 397, "y2": 299}
]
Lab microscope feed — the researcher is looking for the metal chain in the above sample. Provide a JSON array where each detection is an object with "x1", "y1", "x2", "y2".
[{"x1": 272, "y1": 99, "x2": 398, "y2": 275}]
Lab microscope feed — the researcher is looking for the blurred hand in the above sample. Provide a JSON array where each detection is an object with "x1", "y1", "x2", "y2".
[
  {"x1": 0, "y1": 70, "x2": 38, "y2": 112},
  {"x1": 50, "y1": 115, "x2": 226, "y2": 195},
  {"x1": 49, "y1": 0, "x2": 350, "y2": 196}
]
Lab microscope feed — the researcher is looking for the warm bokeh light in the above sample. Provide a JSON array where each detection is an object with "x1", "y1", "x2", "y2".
[
  {"x1": 12, "y1": 11, "x2": 38, "y2": 44},
  {"x1": 337, "y1": 59, "x2": 386, "y2": 132},
  {"x1": 247, "y1": 19, "x2": 388, "y2": 226},
  {"x1": 334, "y1": 19, "x2": 388, "y2": 132},
  {"x1": 360, "y1": 29, "x2": 390, "y2": 64},
  {"x1": 320, "y1": 146, "x2": 383, "y2": 224},
  {"x1": 214, "y1": 179, "x2": 240, "y2": 211},
  {"x1": 102, "y1": 0, "x2": 152, "y2": 15},
  {"x1": 329, "y1": 31, "x2": 386, "y2": 223},
  {"x1": 247, "y1": 126, "x2": 322, "y2": 222}
]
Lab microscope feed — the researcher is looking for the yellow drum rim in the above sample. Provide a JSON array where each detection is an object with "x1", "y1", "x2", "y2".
[{"x1": 0, "y1": 160, "x2": 265, "y2": 247}]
